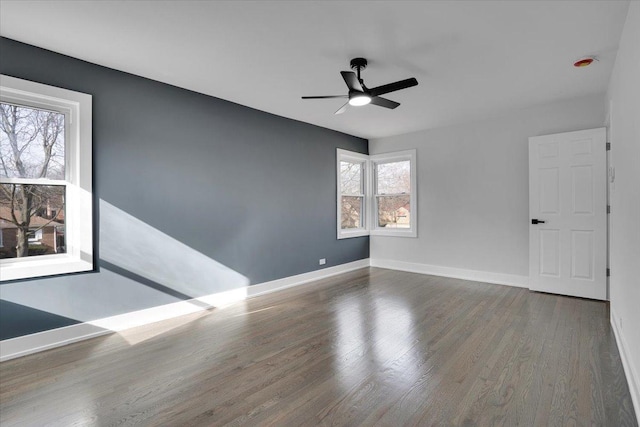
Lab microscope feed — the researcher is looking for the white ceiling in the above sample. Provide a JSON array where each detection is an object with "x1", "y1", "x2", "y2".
[{"x1": 0, "y1": 1, "x2": 630, "y2": 139}]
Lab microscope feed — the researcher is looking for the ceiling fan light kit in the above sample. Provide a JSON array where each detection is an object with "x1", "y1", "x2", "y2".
[
  {"x1": 348, "y1": 94, "x2": 372, "y2": 106},
  {"x1": 302, "y1": 57, "x2": 418, "y2": 114}
]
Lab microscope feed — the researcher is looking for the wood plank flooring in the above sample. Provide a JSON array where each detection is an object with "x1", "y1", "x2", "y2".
[{"x1": 0, "y1": 268, "x2": 637, "y2": 426}]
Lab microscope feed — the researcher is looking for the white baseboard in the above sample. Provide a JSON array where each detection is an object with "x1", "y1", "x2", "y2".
[
  {"x1": 0, "y1": 323, "x2": 111, "y2": 362},
  {"x1": 0, "y1": 259, "x2": 370, "y2": 362},
  {"x1": 610, "y1": 309, "x2": 640, "y2": 420},
  {"x1": 246, "y1": 258, "x2": 370, "y2": 298},
  {"x1": 370, "y1": 258, "x2": 529, "y2": 288}
]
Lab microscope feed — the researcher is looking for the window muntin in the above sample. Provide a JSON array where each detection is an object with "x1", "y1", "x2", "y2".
[{"x1": 0, "y1": 75, "x2": 92, "y2": 281}]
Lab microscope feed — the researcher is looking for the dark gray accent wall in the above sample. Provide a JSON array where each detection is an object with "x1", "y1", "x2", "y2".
[
  {"x1": 0, "y1": 37, "x2": 368, "y2": 340},
  {"x1": 0, "y1": 300, "x2": 79, "y2": 339}
]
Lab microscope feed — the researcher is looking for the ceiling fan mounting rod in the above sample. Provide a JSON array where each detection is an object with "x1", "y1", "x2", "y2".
[{"x1": 350, "y1": 57, "x2": 368, "y2": 83}]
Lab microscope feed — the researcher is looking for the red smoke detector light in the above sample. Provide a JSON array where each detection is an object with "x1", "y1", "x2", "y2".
[{"x1": 574, "y1": 57, "x2": 595, "y2": 68}]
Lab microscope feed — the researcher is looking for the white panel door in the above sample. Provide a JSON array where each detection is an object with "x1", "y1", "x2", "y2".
[{"x1": 529, "y1": 128, "x2": 607, "y2": 300}]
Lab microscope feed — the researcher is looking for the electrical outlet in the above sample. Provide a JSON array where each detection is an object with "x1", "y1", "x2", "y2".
[{"x1": 319, "y1": 258, "x2": 326, "y2": 265}]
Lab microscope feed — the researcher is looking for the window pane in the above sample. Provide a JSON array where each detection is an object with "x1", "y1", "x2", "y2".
[
  {"x1": 340, "y1": 161, "x2": 362, "y2": 195},
  {"x1": 376, "y1": 160, "x2": 410, "y2": 194},
  {"x1": 341, "y1": 195, "x2": 363, "y2": 229},
  {"x1": 0, "y1": 103, "x2": 65, "y2": 179},
  {"x1": 0, "y1": 184, "x2": 66, "y2": 258},
  {"x1": 377, "y1": 195, "x2": 410, "y2": 228}
]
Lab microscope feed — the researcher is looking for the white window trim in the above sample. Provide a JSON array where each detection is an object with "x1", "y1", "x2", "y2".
[
  {"x1": 0, "y1": 75, "x2": 93, "y2": 281},
  {"x1": 336, "y1": 148, "x2": 417, "y2": 239},
  {"x1": 337, "y1": 149, "x2": 370, "y2": 239},
  {"x1": 28, "y1": 229, "x2": 44, "y2": 244},
  {"x1": 370, "y1": 149, "x2": 418, "y2": 238}
]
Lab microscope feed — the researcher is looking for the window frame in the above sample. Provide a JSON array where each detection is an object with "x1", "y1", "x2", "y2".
[
  {"x1": 336, "y1": 149, "x2": 370, "y2": 239},
  {"x1": 370, "y1": 149, "x2": 417, "y2": 237},
  {"x1": 336, "y1": 148, "x2": 417, "y2": 239},
  {"x1": 0, "y1": 75, "x2": 93, "y2": 281},
  {"x1": 28, "y1": 228, "x2": 44, "y2": 244}
]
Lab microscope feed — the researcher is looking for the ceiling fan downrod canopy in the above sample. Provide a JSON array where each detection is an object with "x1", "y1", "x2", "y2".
[{"x1": 350, "y1": 57, "x2": 368, "y2": 82}]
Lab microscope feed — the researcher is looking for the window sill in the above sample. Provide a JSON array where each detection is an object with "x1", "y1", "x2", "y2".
[
  {"x1": 371, "y1": 228, "x2": 417, "y2": 238},
  {"x1": 0, "y1": 254, "x2": 93, "y2": 281},
  {"x1": 338, "y1": 229, "x2": 370, "y2": 239}
]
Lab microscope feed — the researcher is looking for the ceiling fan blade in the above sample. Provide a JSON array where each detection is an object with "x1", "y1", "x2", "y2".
[
  {"x1": 369, "y1": 78, "x2": 418, "y2": 97},
  {"x1": 301, "y1": 95, "x2": 348, "y2": 99},
  {"x1": 335, "y1": 102, "x2": 350, "y2": 115},
  {"x1": 370, "y1": 96, "x2": 400, "y2": 109},
  {"x1": 341, "y1": 71, "x2": 364, "y2": 92}
]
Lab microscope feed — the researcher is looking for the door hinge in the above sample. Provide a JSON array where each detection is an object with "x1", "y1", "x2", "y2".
[
  {"x1": 606, "y1": 142, "x2": 611, "y2": 151},
  {"x1": 607, "y1": 205, "x2": 611, "y2": 214},
  {"x1": 607, "y1": 268, "x2": 611, "y2": 277}
]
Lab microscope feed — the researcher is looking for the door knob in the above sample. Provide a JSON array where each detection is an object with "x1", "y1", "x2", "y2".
[{"x1": 531, "y1": 219, "x2": 546, "y2": 224}]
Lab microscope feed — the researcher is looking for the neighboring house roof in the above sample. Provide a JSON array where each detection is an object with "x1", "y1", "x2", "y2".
[
  {"x1": 396, "y1": 206, "x2": 409, "y2": 215},
  {"x1": 0, "y1": 207, "x2": 63, "y2": 229}
]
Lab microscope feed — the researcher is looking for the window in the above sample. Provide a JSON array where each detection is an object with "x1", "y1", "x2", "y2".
[
  {"x1": 337, "y1": 149, "x2": 417, "y2": 239},
  {"x1": 371, "y1": 150, "x2": 417, "y2": 237},
  {"x1": 27, "y1": 229, "x2": 44, "y2": 244},
  {"x1": 337, "y1": 149, "x2": 369, "y2": 239},
  {"x1": 0, "y1": 75, "x2": 92, "y2": 281}
]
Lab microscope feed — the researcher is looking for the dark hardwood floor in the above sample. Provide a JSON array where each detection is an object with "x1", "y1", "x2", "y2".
[{"x1": 0, "y1": 268, "x2": 637, "y2": 426}]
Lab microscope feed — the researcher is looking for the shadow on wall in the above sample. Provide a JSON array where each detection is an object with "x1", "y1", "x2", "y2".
[
  {"x1": 98, "y1": 199, "x2": 249, "y2": 301},
  {"x1": 0, "y1": 199, "x2": 250, "y2": 342},
  {"x1": 0, "y1": 300, "x2": 79, "y2": 340}
]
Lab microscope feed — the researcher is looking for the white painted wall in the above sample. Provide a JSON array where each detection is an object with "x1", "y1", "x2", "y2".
[
  {"x1": 369, "y1": 94, "x2": 605, "y2": 284},
  {"x1": 607, "y1": 2, "x2": 640, "y2": 415}
]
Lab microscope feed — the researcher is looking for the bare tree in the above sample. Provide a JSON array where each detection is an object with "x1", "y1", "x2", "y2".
[
  {"x1": 376, "y1": 161, "x2": 411, "y2": 228},
  {"x1": 0, "y1": 104, "x2": 65, "y2": 257},
  {"x1": 377, "y1": 195, "x2": 410, "y2": 227}
]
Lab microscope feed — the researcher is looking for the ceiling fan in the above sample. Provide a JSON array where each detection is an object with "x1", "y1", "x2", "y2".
[{"x1": 302, "y1": 58, "x2": 418, "y2": 115}]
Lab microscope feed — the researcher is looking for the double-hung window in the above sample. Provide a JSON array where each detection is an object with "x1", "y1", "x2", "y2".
[
  {"x1": 337, "y1": 149, "x2": 369, "y2": 239},
  {"x1": 371, "y1": 150, "x2": 417, "y2": 237},
  {"x1": 0, "y1": 75, "x2": 93, "y2": 281},
  {"x1": 337, "y1": 148, "x2": 417, "y2": 239}
]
